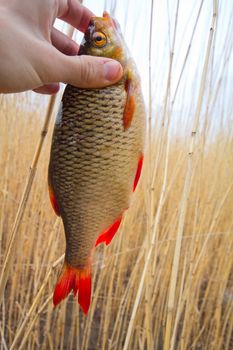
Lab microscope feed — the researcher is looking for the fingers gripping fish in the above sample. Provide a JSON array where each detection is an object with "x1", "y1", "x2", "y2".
[{"x1": 48, "y1": 12, "x2": 146, "y2": 314}]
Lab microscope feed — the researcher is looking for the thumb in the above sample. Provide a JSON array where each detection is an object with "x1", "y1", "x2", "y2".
[{"x1": 44, "y1": 50, "x2": 123, "y2": 88}]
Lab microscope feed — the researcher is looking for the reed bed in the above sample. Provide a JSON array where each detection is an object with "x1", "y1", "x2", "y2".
[{"x1": 0, "y1": 0, "x2": 232, "y2": 349}]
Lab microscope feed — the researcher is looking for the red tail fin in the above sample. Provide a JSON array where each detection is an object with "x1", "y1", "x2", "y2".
[{"x1": 53, "y1": 262, "x2": 91, "y2": 315}]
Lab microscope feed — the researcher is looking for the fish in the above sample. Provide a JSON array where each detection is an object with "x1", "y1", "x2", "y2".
[{"x1": 48, "y1": 11, "x2": 146, "y2": 314}]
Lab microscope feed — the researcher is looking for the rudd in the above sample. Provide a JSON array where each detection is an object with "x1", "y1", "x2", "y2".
[{"x1": 48, "y1": 11, "x2": 146, "y2": 314}]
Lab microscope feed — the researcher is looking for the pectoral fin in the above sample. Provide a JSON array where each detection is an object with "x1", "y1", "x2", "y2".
[
  {"x1": 123, "y1": 77, "x2": 136, "y2": 130},
  {"x1": 48, "y1": 183, "x2": 60, "y2": 216}
]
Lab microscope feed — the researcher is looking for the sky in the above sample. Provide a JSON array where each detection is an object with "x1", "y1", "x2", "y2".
[
  {"x1": 81, "y1": 1, "x2": 232, "y2": 95},
  {"x1": 55, "y1": 0, "x2": 233, "y2": 134}
]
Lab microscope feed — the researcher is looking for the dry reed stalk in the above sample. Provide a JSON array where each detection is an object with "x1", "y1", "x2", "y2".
[
  {"x1": 109, "y1": 248, "x2": 145, "y2": 346},
  {"x1": 123, "y1": 0, "x2": 180, "y2": 347},
  {"x1": 0, "y1": 325, "x2": 8, "y2": 350},
  {"x1": 122, "y1": 242, "x2": 154, "y2": 350},
  {"x1": 145, "y1": 1, "x2": 155, "y2": 347},
  {"x1": 192, "y1": 178, "x2": 233, "y2": 275},
  {"x1": 0, "y1": 95, "x2": 57, "y2": 305},
  {"x1": 101, "y1": 239, "x2": 123, "y2": 349},
  {"x1": 10, "y1": 254, "x2": 64, "y2": 350},
  {"x1": 164, "y1": 2, "x2": 218, "y2": 348},
  {"x1": 151, "y1": 0, "x2": 179, "y2": 189},
  {"x1": 171, "y1": 0, "x2": 204, "y2": 105},
  {"x1": 35, "y1": 218, "x2": 60, "y2": 284},
  {"x1": 122, "y1": 7, "x2": 152, "y2": 350},
  {"x1": 17, "y1": 294, "x2": 53, "y2": 350},
  {"x1": 221, "y1": 301, "x2": 233, "y2": 350},
  {"x1": 0, "y1": 151, "x2": 10, "y2": 259},
  {"x1": 0, "y1": 1, "x2": 232, "y2": 349},
  {"x1": 169, "y1": 253, "x2": 187, "y2": 349}
]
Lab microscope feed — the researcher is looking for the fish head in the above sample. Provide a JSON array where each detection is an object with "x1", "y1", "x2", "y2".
[{"x1": 79, "y1": 11, "x2": 128, "y2": 66}]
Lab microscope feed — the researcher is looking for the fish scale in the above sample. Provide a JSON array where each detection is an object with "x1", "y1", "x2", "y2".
[
  {"x1": 49, "y1": 81, "x2": 144, "y2": 267},
  {"x1": 49, "y1": 12, "x2": 146, "y2": 313}
]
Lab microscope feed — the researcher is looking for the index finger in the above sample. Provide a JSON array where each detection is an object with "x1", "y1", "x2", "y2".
[{"x1": 58, "y1": 0, "x2": 94, "y2": 33}]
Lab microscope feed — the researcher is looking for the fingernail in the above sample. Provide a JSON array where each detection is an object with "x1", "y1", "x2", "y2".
[{"x1": 104, "y1": 60, "x2": 123, "y2": 82}]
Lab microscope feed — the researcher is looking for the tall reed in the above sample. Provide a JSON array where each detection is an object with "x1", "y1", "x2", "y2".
[{"x1": 0, "y1": 0, "x2": 232, "y2": 349}]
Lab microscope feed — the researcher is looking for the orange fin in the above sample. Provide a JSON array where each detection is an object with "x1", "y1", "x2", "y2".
[
  {"x1": 48, "y1": 184, "x2": 60, "y2": 216},
  {"x1": 53, "y1": 262, "x2": 91, "y2": 315},
  {"x1": 123, "y1": 77, "x2": 136, "y2": 130},
  {"x1": 133, "y1": 155, "x2": 144, "y2": 191},
  {"x1": 95, "y1": 215, "x2": 123, "y2": 247}
]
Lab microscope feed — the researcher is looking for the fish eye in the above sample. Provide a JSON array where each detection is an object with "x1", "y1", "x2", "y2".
[{"x1": 92, "y1": 32, "x2": 107, "y2": 48}]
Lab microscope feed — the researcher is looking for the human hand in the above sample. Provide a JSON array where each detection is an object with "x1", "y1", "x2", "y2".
[{"x1": 0, "y1": 0, "x2": 123, "y2": 94}]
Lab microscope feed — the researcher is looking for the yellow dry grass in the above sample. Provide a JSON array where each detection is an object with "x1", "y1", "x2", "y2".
[
  {"x1": 0, "y1": 1, "x2": 233, "y2": 349},
  {"x1": 0, "y1": 92, "x2": 232, "y2": 349}
]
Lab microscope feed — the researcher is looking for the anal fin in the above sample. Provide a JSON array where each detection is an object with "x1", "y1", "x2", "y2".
[
  {"x1": 48, "y1": 184, "x2": 60, "y2": 216},
  {"x1": 95, "y1": 215, "x2": 123, "y2": 247},
  {"x1": 133, "y1": 155, "x2": 144, "y2": 191}
]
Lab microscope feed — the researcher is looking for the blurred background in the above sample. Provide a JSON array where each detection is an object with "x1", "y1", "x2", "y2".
[{"x1": 0, "y1": 0, "x2": 232, "y2": 349}]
